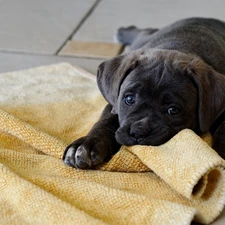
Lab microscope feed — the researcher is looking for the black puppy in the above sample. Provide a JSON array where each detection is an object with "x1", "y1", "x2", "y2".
[{"x1": 63, "y1": 18, "x2": 225, "y2": 169}]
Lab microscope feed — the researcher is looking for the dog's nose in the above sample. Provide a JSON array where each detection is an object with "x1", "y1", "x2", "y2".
[
  {"x1": 130, "y1": 127, "x2": 150, "y2": 143},
  {"x1": 129, "y1": 117, "x2": 150, "y2": 143}
]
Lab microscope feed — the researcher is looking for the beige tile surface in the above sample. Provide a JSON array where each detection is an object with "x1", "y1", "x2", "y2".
[
  {"x1": 0, "y1": 0, "x2": 96, "y2": 54},
  {"x1": 59, "y1": 40, "x2": 123, "y2": 59},
  {"x1": 73, "y1": 0, "x2": 225, "y2": 43},
  {"x1": 0, "y1": 52, "x2": 103, "y2": 74}
]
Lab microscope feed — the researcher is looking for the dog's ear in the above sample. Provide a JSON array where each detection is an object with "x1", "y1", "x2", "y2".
[
  {"x1": 187, "y1": 59, "x2": 225, "y2": 133},
  {"x1": 97, "y1": 51, "x2": 143, "y2": 113}
]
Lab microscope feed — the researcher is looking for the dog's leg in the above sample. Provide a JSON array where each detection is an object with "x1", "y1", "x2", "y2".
[
  {"x1": 115, "y1": 26, "x2": 158, "y2": 50},
  {"x1": 115, "y1": 26, "x2": 141, "y2": 45},
  {"x1": 115, "y1": 26, "x2": 158, "y2": 47},
  {"x1": 63, "y1": 104, "x2": 120, "y2": 169}
]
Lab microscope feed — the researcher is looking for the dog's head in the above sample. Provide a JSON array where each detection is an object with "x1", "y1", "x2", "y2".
[{"x1": 97, "y1": 49, "x2": 225, "y2": 146}]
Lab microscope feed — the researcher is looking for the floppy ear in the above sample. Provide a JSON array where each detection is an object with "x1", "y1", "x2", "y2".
[
  {"x1": 187, "y1": 60, "x2": 225, "y2": 133},
  {"x1": 97, "y1": 50, "x2": 143, "y2": 113}
]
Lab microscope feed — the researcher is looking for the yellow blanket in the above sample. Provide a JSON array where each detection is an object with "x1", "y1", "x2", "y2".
[{"x1": 0, "y1": 63, "x2": 224, "y2": 225}]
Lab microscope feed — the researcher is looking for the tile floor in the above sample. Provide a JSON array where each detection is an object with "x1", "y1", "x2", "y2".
[
  {"x1": 1, "y1": 0, "x2": 225, "y2": 224},
  {"x1": 1, "y1": 0, "x2": 225, "y2": 75}
]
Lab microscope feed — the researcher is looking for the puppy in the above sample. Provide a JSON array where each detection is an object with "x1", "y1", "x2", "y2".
[{"x1": 63, "y1": 18, "x2": 225, "y2": 169}]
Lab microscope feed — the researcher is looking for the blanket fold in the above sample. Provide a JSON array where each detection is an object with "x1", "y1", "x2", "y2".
[{"x1": 0, "y1": 63, "x2": 224, "y2": 225}]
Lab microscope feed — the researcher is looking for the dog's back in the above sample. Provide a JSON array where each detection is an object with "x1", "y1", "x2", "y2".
[{"x1": 118, "y1": 18, "x2": 225, "y2": 74}]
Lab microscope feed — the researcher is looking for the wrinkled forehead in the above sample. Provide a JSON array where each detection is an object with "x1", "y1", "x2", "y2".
[{"x1": 120, "y1": 64, "x2": 195, "y2": 98}]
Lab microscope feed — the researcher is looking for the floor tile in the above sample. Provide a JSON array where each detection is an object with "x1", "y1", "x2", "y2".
[
  {"x1": 212, "y1": 209, "x2": 225, "y2": 225},
  {"x1": 73, "y1": 0, "x2": 225, "y2": 43},
  {"x1": 0, "y1": 0, "x2": 96, "y2": 54},
  {"x1": 59, "y1": 40, "x2": 123, "y2": 59},
  {"x1": 0, "y1": 52, "x2": 103, "y2": 74}
]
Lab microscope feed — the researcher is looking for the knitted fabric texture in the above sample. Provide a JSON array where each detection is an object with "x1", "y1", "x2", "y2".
[{"x1": 0, "y1": 63, "x2": 224, "y2": 225}]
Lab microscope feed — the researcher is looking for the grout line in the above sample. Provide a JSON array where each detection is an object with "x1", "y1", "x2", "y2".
[
  {"x1": 54, "y1": 0, "x2": 102, "y2": 55},
  {"x1": 0, "y1": 49, "x2": 52, "y2": 56},
  {"x1": 0, "y1": 49, "x2": 106, "y2": 60}
]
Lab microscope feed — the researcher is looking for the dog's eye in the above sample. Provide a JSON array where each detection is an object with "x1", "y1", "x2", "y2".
[
  {"x1": 124, "y1": 95, "x2": 135, "y2": 105},
  {"x1": 167, "y1": 106, "x2": 180, "y2": 115}
]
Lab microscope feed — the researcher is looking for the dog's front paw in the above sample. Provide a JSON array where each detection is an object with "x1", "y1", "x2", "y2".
[{"x1": 62, "y1": 136, "x2": 110, "y2": 169}]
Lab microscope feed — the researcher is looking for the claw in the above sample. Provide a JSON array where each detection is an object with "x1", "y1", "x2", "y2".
[
  {"x1": 75, "y1": 145, "x2": 92, "y2": 169},
  {"x1": 63, "y1": 146, "x2": 76, "y2": 167}
]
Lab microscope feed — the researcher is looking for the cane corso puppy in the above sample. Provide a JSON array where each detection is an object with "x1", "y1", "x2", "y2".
[{"x1": 63, "y1": 18, "x2": 225, "y2": 169}]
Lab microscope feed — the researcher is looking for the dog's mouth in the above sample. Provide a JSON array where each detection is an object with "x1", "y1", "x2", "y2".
[{"x1": 115, "y1": 126, "x2": 173, "y2": 146}]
